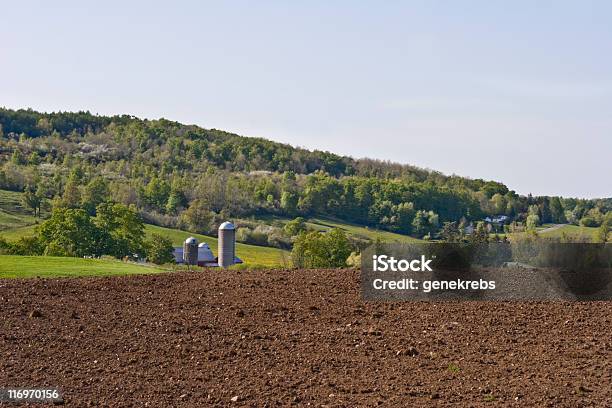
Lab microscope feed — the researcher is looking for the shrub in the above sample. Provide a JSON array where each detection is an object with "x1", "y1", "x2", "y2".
[
  {"x1": 145, "y1": 233, "x2": 175, "y2": 264},
  {"x1": 141, "y1": 210, "x2": 181, "y2": 230},
  {"x1": 597, "y1": 224, "x2": 610, "y2": 243},
  {"x1": 291, "y1": 229, "x2": 351, "y2": 268},
  {"x1": 284, "y1": 217, "x2": 307, "y2": 236},
  {"x1": 236, "y1": 224, "x2": 290, "y2": 248},
  {"x1": 235, "y1": 226, "x2": 252, "y2": 243},
  {"x1": 180, "y1": 199, "x2": 214, "y2": 233},
  {"x1": 346, "y1": 251, "x2": 361, "y2": 268},
  {"x1": 236, "y1": 227, "x2": 268, "y2": 246},
  {"x1": 526, "y1": 214, "x2": 540, "y2": 230},
  {"x1": 579, "y1": 216, "x2": 599, "y2": 228},
  {"x1": 0, "y1": 236, "x2": 12, "y2": 254},
  {"x1": 266, "y1": 230, "x2": 292, "y2": 250},
  {"x1": 14, "y1": 236, "x2": 44, "y2": 255}
]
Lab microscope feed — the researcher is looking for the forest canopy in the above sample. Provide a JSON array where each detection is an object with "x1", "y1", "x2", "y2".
[{"x1": 1, "y1": 107, "x2": 609, "y2": 242}]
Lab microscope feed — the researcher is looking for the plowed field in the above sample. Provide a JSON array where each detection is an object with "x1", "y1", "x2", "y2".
[{"x1": 1, "y1": 269, "x2": 610, "y2": 406}]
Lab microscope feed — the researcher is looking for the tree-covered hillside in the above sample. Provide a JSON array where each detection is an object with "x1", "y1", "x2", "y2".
[{"x1": 1, "y1": 107, "x2": 610, "y2": 243}]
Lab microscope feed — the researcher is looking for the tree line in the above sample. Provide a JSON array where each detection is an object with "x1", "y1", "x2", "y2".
[{"x1": 1, "y1": 107, "x2": 610, "y2": 244}]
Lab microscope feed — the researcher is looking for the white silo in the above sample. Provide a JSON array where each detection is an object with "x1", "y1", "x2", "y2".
[
  {"x1": 218, "y1": 221, "x2": 236, "y2": 267},
  {"x1": 183, "y1": 237, "x2": 198, "y2": 265}
]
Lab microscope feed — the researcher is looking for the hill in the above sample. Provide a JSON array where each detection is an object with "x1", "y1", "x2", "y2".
[{"x1": 0, "y1": 107, "x2": 609, "y2": 244}]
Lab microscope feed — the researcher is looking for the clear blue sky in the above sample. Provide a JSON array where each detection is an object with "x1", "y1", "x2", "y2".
[{"x1": 2, "y1": 1, "x2": 611, "y2": 198}]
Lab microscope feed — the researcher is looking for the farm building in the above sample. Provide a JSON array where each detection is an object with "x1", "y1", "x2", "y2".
[
  {"x1": 484, "y1": 215, "x2": 509, "y2": 224},
  {"x1": 173, "y1": 239, "x2": 243, "y2": 267}
]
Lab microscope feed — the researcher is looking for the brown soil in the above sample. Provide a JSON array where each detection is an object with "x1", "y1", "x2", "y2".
[{"x1": 0, "y1": 269, "x2": 611, "y2": 407}]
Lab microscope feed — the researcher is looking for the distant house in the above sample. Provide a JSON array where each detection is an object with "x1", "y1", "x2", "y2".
[
  {"x1": 484, "y1": 215, "x2": 509, "y2": 224},
  {"x1": 173, "y1": 242, "x2": 242, "y2": 267}
]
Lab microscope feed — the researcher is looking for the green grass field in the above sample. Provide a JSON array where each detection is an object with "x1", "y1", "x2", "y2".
[
  {"x1": 0, "y1": 255, "x2": 168, "y2": 279},
  {"x1": 538, "y1": 224, "x2": 600, "y2": 241},
  {"x1": 502, "y1": 224, "x2": 602, "y2": 242},
  {"x1": 145, "y1": 224, "x2": 289, "y2": 267}
]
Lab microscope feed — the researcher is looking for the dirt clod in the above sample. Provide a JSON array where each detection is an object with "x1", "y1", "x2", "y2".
[{"x1": 406, "y1": 346, "x2": 419, "y2": 356}]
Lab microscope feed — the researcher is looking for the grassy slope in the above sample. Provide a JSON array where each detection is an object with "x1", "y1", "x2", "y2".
[
  {"x1": 0, "y1": 255, "x2": 167, "y2": 279},
  {"x1": 0, "y1": 189, "x2": 37, "y2": 231},
  {"x1": 501, "y1": 224, "x2": 601, "y2": 242},
  {"x1": 0, "y1": 224, "x2": 38, "y2": 241},
  {"x1": 309, "y1": 217, "x2": 421, "y2": 243},
  {"x1": 256, "y1": 215, "x2": 421, "y2": 243},
  {"x1": 145, "y1": 224, "x2": 289, "y2": 267},
  {"x1": 538, "y1": 224, "x2": 600, "y2": 241}
]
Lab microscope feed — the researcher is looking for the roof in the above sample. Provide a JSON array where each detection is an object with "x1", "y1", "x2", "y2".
[
  {"x1": 219, "y1": 221, "x2": 235, "y2": 230},
  {"x1": 197, "y1": 245, "x2": 215, "y2": 262},
  {"x1": 484, "y1": 215, "x2": 509, "y2": 223},
  {"x1": 185, "y1": 236, "x2": 198, "y2": 244}
]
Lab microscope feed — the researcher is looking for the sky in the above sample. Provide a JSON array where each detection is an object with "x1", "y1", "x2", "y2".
[{"x1": 1, "y1": 1, "x2": 611, "y2": 198}]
